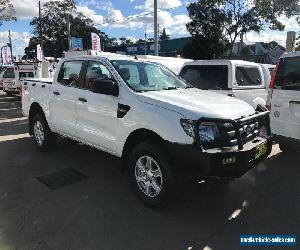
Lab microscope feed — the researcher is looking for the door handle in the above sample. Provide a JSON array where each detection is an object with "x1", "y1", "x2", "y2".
[
  {"x1": 32, "y1": 83, "x2": 36, "y2": 87},
  {"x1": 53, "y1": 91, "x2": 60, "y2": 96},
  {"x1": 78, "y1": 97, "x2": 87, "y2": 103},
  {"x1": 41, "y1": 84, "x2": 45, "y2": 88}
]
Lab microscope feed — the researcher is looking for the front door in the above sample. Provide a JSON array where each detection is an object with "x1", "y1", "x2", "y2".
[{"x1": 76, "y1": 60, "x2": 119, "y2": 154}]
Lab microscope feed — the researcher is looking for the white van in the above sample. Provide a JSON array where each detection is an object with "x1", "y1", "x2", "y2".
[
  {"x1": 3, "y1": 63, "x2": 36, "y2": 96},
  {"x1": 0, "y1": 65, "x2": 11, "y2": 89},
  {"x1": 269, "y1": 52, "x2": 300, "y2": 152},
  {"x1": 179, "y1": 60, "x2": 268, "y2": 109}
]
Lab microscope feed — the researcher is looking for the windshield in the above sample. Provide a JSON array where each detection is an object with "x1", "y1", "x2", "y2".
[
  {"x1": 111, "y1": 60, "x2": 187, "y2": 92},
  {"x1": 3, "y1": 68, "x2": 15, "y2": 78}
]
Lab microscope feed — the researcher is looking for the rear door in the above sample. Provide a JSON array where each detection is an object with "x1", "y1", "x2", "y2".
[
  {"x1": 271, "y1": 56, "x2": 300, "y2": 140},
  {"x1": 49, "y1": 60, "x2": 84, "y2": 137},
  {"x1": 233, "y1": 65, "x2": 267, "y2": 108}
]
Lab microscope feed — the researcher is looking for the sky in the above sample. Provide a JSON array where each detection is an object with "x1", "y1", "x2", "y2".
[{"x1": 0, "y1": 0, "x2": 299, "y2": 57}]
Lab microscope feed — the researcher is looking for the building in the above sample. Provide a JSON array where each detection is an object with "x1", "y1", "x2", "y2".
[
  {"x1": 106, "y1": 37, "x2": 192, "y2": 57},
  {"x1": 227, "y1": 41, "x2": 285, "y2": 64}
]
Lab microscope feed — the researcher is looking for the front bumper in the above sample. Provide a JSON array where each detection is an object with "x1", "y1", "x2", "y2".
[{"x1": 165, "y1": 136, "x2": 272, "y2": 178}]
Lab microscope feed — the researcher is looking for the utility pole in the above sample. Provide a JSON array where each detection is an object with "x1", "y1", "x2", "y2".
[
  {"x1": 8, "y1": 30, "x2": 14, "y2": 63},
  {"x1": 144, "y1": 29, "x2": 147, "y2": 55},
  {"x1": 39, "y1": 1, "x2": 43, "y2": 51},
  {"x1": 154, "y1": 0, "x2": 158, "y2": 56},
  {"x1": 66, "y1": 15, "x2": 71, "y2": 51}
]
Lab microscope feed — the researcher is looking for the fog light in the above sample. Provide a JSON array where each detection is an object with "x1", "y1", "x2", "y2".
[{"x1": 222, "y1": 157, "x2": 236, "y2": 165}]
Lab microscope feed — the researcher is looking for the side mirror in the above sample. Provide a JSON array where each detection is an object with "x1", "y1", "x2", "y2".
[{"x1": 91, "y1": 78, "x2": 119, "y2": 96}]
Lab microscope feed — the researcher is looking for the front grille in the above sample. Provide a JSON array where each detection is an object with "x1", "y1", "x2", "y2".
[{"x1": 197, "y1": 111, "x2": 270, "y2": 150}]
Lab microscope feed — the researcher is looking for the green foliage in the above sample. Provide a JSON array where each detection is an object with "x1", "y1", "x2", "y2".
[
  {"x1": 24, "y1": 0, "x2": 113, "y2": 59},
  {"x1": 0, "y1": 0, "x2": 16, "y2": 26},
  {"x1": 184, "y1": 0, "x2": 300, "y2": 59},
  {"x1": 184, "y1": 0, "x2": 230, "y2": 59}
]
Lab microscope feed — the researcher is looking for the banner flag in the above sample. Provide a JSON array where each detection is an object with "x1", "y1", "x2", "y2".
[
  {"x1": 91, "y1": 32, "x2": 102, "y2": 52},
  {"x1": 36, "y1": 44, "x2": 44, "y2": 61},
  {"x1": 1, "y1": 46, "x2": 10, "y2": 65}
]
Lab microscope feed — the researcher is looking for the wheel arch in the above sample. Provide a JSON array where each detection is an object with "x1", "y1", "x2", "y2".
[
  {"x1": 121, "y1": 128, "x2": 166, "y2": 169},
  {"x1": 28, "y1": 102, "x2": 47, "y2": 135}
]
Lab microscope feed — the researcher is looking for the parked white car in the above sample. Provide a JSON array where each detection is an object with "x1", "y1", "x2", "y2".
[
  {"x1": 179, "y1": 60, "x2": 268, "y2": 109},
  {"x1": 135, "y1": 55, "x2": 192, "y2": 74},
  {"x1": 268, "y1": 52, "x2": 300, "y2": 152},
  {"x1": 22, "y1": 54, "x2": 272, "y2": 206}
]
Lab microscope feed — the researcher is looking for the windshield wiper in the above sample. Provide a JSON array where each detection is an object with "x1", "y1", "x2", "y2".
[
  {"x1": 162, "y1": 87, "x2": 178, "y2": 90},
  {"x1": 185, "y1": 85, "x2": 194, "y2": 89}
]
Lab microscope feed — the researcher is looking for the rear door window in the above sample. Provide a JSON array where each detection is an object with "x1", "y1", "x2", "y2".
[
  {"x1": 179, "y1": 65, "x2": 228, "y2": 90},
  {"x1": 274, "y1": 56, "x2": 300, "y2": 91},
  {"x1": 235, "y1": 66, "x2": 262, "y2": 86}
]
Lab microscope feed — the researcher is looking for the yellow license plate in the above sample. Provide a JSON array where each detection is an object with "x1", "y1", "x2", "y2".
[{"x1": 255, "y1": 143, "x2": 268, "y2": 159}]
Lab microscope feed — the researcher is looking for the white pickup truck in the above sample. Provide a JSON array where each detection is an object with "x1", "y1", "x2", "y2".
[{"x1": 22, "y1": 54, "x2": 272, "y2": 206}]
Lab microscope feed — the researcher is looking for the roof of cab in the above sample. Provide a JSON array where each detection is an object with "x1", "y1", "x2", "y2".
[
  {"x1": 280, "y1": 51, "x2": 300, "y2": 58},
  {"x1": 183, "y1": 59, "x2": 260, "y2": 67},
  {"x1": 64, "y1": 51, "x2": 135, "y2": 61}
]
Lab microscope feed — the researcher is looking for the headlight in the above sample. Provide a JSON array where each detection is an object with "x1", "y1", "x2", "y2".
[
  {"x1": 199, "y1": 122, "x2": 220, "y2": 143},
  {"x1": 180, "y1": 119, "x2": 195, "y2": 138}
]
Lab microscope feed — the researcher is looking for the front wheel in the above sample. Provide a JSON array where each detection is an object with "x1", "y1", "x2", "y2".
[
  {"x1": 128, "y1": 141, "x2": 176, "y2": 207},
  {"x1": 31, "y1": 113, "x2": 56, "y2": 151}
]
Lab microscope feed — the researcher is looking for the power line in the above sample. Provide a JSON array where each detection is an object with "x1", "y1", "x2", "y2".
[{"x1": 92, "y1": 2, "x2": 194, "y2": 27}]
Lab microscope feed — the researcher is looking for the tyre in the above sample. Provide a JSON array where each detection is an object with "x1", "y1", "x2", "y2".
[
  {"x1": 6, "y1": 92, "x2": 12, "y2": 96},
  {"x1": 31, "y1": 113, "x2": 56, "y2": 152},
  {"x1": 128, "y1": 141, "x2": 176, "y2": 207}
]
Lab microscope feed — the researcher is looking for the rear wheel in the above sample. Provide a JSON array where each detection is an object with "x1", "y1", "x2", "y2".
[
  {"x1": 31, "y1": 113, "x2": 56, "y2": 151},
  {"x1": 128, "y1": 141, "x2": 176, "y2": 207}
]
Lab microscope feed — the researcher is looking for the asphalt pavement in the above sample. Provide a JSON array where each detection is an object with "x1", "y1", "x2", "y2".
[{"x1": 0, "y1": 90, "x2": 299, "y2": 250}]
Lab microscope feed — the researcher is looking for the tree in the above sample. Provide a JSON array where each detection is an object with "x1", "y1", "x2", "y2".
[
  {"x1": 185, "y1": 0, "x2": 230, "y2": 59},
  {"x1": 185, "y1": 0, "x2": 300, "y2": 58},
  {"x1": 0, "y1": 0, "x2": 16, "y2": 26},
  {"x1": 24, "y1": 0, "x2": 112, "y2": 58},
  {"x1": 160, "y1": 28, "x2": 170, "y2": 40}
]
